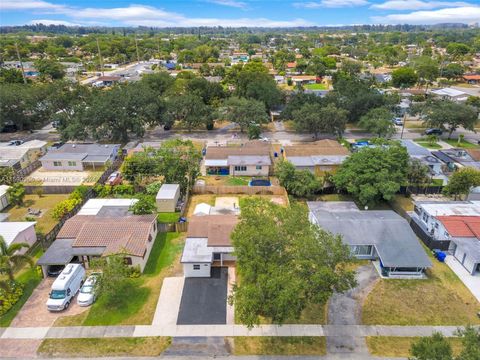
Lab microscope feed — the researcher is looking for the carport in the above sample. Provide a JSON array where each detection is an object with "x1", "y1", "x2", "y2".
[
  {"x1": 37, "y1": 239, "x2": 104, "y2": 277},
  {"x1": 177, "y1": 267, "x2": 228, "y2": 325}
]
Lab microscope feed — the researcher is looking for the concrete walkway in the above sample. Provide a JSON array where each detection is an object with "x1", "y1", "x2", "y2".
[
  {"x1": 445, "y1": 255, "x2": 480, "y2": 302},
  {"x1": 0, "y1": 324, "x2": 474, "y2": 340},
  {"x1": 327, "y1": 264, "x2": 378, "y2": 355},
  {"x1": 152, "y1": 277, "x2": 185, "y2": 325}
]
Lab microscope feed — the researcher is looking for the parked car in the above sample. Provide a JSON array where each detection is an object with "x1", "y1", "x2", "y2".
[
  {"x1": 46, "y1": 263, "x2": 85, "y2": 311},
  {"x1": 8, "y1": 140, "x2": 24, "y2": 146},
  {"x1": 424, "y1": 128, "x2": 443, "y2": 136},
  {"x1": 77, "y1": 274, "x2": 99, "y2": 307},
  {"x1": 52, "y1": 120, "x2": 60, "y2": 128},
  {"x1": 106, "y1": 171, "x2": 122, "y2": 186},
  {"x1": 47, "y1": 264, "x2": 65, "y2": 277},
  {"x1": 393, "y1": 118, "x2": 403, "y2": 126}
]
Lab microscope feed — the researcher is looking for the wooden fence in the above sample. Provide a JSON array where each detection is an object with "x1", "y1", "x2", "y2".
[
  {"x1": 192, "y1": 185, "x2": 287, "y2": 196},
  {"x1": 13, "y1": 160, "x2": 41, "y2": 182}
]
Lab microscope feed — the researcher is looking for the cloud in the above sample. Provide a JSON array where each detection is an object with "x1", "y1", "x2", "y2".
[
  {"x1": 0, "y1": 0, "x2": 65, "y2": 11},
  {"x1": 206, "y1": 0, "x2": 248, "y2": 9},
  {"x1": 29, "y1": 19, "x2": 81, "y2": 26},
  {"x1": 371, "y1": 0, "x2": 472, "y2": 10},
  {"x1": 293, "y1": 0, "x2": 368, "y2": 8},
  {"x1": 372, "y1": 6, "x2": 480, "y2": 24}
]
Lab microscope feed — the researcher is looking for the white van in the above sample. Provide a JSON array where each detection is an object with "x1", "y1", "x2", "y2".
[{"x1": 46, "y1": 263, "x2": 85, "y2": 311}]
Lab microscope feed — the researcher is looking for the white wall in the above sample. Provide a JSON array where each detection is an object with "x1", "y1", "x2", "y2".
[
  {"x1": 125, "y1": 221, "x2": 157, "y2": 272},
  {"x1": 229, "y1": 165, "x2": 269, "y2": 177},
  {"x1": 0, "y1": 193, "x2": 9, "y2": 211},
  {"x1": 183, "y1": 262, "x2": 211, "y2": 277},
  {"x1": 41, "y1": 160, "x2": 84, "y2": 171},
  {"x1": 13, "y1": 225, "x2": 37, "y2": 254},
  {"x1": 454, "y1": 246, "x2": 476, "y2": 274},
  {"x1": 156, "y1": 188, "x2": 180, "y2": 213}
]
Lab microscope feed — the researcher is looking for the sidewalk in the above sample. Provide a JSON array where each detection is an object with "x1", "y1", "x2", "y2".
[
  {"x1": 0, "y1": 324, "x2": 474, "y2": 340},
  {"x1": 445, "y1": 255, "x2": 480, "y2": 302}
]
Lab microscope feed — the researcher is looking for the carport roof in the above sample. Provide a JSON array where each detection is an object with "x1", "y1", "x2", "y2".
[{"x1": 37, "y1": 238, "x2": 105, "y2": 266}]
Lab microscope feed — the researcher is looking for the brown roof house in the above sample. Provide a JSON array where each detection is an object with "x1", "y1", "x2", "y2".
[
  {"x1": 204, "y1": 141, "x2": 272, "y2": 177},
  {"x1": 181, "y1": 215, "x2": 238, "y2": 277},
  {"x1": 283, "y1": 139, "x2": 350, "y2": 175},
  {"x1": 37, "y1": 199, "x2": 157, "y2": 276}
]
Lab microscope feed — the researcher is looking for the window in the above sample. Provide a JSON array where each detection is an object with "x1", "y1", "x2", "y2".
[
  {"x1": 53, "y1": 161, "x2": 62, "y2": 167},
  {"x1": 234, "y1": 166, "x2": 247, "y2": 172},
  {"x1": 123, "y1": 257, "x2": 132, "y2": 265},
  {"x1": 193, "y1": 264, "x2": 200, "y2": 270},
  {"x1": 67, "y1": 161, "x2": 76, "y2": 167},
  {"x1": 148, "y1": 234, "x2": 153, "y2": 242},
  {"x1": 256, "y1": 165, "x2": 262, "y2": 170},
  {"x1": 352, "y1": 245, "x2": 373, "y2": 256},
  {"x1": 213, "y1": 253, "x2": 221, "y2": 261}
]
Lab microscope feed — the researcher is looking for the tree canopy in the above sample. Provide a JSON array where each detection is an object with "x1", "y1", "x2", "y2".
[
  {"x1": 275, "y1": 160, "x2": 322, "y2": 197},
  {"x1": 231, "y1": 198, "x2": 356, "y2": 328},
  {"x1": 443, "y1": 167, "x2": 480, "y2": 200},
  {"x1": 358, "y1": 107, "x2": 396, "y2": 138}
]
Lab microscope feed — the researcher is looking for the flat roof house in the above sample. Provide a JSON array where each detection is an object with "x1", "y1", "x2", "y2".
[
  {"x1": 204, "y1": 141, "x2": 272, "y2": 177},
  {"x1": 308, "y1": 201, "x2": 432, "y2": 278},
  {"x1": 283, "y1": 139, "x2": 349, "y2": 175},
  {"x1": 37, "y1": 198, "x2": 157, "y2": 276},
  {"x1": 181, "y1": 215, "x2": 238, "y2": 277},
  {"x1": 0, "y1": 140, "x2": 48, "y2": 170},
  {"x1": 40, "y1": 143, "x2": 120, "y2": 171},
  {"x1": 430, "y1": 88, "x2": 469, "y2": 102}
]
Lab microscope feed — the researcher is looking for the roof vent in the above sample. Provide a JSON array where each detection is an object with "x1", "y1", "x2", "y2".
[
  {"x1": 105, "y1": 144, "x2": 108, "y2": 148},
  {"x1": 72, "y1": 144, "x2": 76, "y2": 148}
]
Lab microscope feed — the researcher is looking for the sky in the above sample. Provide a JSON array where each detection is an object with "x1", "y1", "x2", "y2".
[{"x1": 0, "y1": 0, "x2": 479, "y2": 27}]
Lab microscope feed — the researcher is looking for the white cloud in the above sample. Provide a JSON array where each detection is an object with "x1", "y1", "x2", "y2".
[
  {"x1": 371, "y1": 0, "x2": 471, "y2": 10},
  {"x1": 29, "y1": 19, "x2": 81, "y2": 26},
  {"x1": 293, "y1": 0, "x2": 368, "y2": 8},
  {"x1": 372, "y1": 6, "x2": 480, "y2": 24},
  {"x1": 206, "y1": 0, "x2": 248, "y2": 9},
  {"x1": 0, "y1": 0, "x2": 65, "y2": 11}
]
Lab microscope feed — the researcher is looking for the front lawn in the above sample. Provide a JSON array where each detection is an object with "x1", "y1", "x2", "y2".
[
  {"x1": 362, "y1": 248, "x2": 480, "y2": 325},
  {"x1": 414, "y1": 140, "x2": 442, "y2": 149},
  {"x1": 6, "y1": 194, "x2": 69, "y2": 233},
  {"x1": 230, "y1": 337, "x2": 326, "y2": 355},
  {"x1": 304, "y1": 83, "x2": 327, "y2": 90},
  {"x1": 54, "y1": 232, "x2": 184, "y2": 326},
  {"x1": 202, "y1": 176, "x2": 250, "y2": 186},
  {"x1": 157, "y1": 212, "x2": 181, "y2": 223},
  {"x1": 444, "y1": 139, "x2": 480, "y2": 149},
  {"x1": 366, "y1": 337, "x2": 463, "y2": 357},
  {"x1": 37, "y1": 337, "x2": 171, "y2": 357}
]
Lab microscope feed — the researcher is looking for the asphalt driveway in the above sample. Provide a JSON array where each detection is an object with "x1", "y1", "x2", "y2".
[{"x1": 177, "y1": 267, "x2": 228, "y2": 325}]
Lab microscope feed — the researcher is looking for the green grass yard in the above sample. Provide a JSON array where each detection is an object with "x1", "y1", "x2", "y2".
[
  {"x1": 366, "y1": 337, "x2": 463, "y2": 357},
  {"x1": 54, "y1": 232, "x2": 184, "y2": 326},
  {"x1": 230, "y1": 337, "x2": 326, "y2": 355},
  {"x1": 304, "y1": 83, "x2": 327, "y2": 90},
  {"x1": 157, "y1": 212, "x2": 181, "y2": 223},
  {"x1": 444, "y1": 139, "x2": 480, "y2": 149},
  {"x1": 413, "y1": 139, "x2": 442, "y2": 149}
]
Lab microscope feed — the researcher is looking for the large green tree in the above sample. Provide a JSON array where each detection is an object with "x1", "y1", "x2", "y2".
[
  {"x1": 358, "y1": 107, "x2": 396, "y2": 138},
  {"x1": 231, "y1": 198, "x2": 356, "y2": 328},
  {"x1": 34, "y1": 58, "x2": 65, "y2": 80},
  {"x1": 391, "y1": 67, "x2": 418, "y2": 88},
  {"x1": 443, "y1": 167, "x2": 480, "y2": 200},
  {"x1": 167, "y1": 94, "x2": 210, "y2": 131},
  {"x1": 410, "y1": 332, "x2": 453, "y2": 360},
  {"x1": 333, "y1": 143, "x2": 409, "y2": 206},
  {"x1": 221, "y1": 97, "x2": 269, "y2": 132},
  {"x1": 293, "y1": 103, "x2": 347, "y2": 138},
  {"x1": 235, "y1": 71, "x2": 283, "y2": 111},
  {"x1": 275, "y1": 160, "x2": 322, "y2": 197}
]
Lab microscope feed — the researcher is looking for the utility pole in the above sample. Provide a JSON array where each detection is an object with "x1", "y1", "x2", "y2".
[
  {"x1": 135, "y1": 35, "x2": 140, "y2": 63},
  {"x1": 15, "y1": 42, "x2": 27, "y2": 84},
  {"x1": 96, "y1": 38, "x2": 104, "y2": 76}
]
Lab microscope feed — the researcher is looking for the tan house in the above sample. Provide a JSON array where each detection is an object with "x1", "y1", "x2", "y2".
[
  {"x1": 204, "y1": 141, "x2": 272, "y2": 177},
  {"x1": 181, "y1": 215, "x2": 238, "y2": 277},
  {"x1": 283, "y1": 139, "x2": 349, "y2": 175},
  {"x1": 0, "y1": 140, "x2": 48, "y2": 170}
]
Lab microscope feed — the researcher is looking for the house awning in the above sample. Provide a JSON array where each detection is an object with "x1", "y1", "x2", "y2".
[
  {"x1": 37, "y1": 238, "x2": 105, "y2": 266},
  {"x1": 205, "y1": 159, "x2": 228, "y2": 167}
]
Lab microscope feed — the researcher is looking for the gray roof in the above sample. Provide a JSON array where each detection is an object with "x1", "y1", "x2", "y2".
[
  {"x1": 307, "y1": 201, "x2": 432, "y2": 269},
  {"x1": 228, "y1": 155, "x2": 271, "y2": 166},
  {"x1": 156, "y1": 184, "x2": 180, "y2": 200},
  {"x1": 452, "y1": 237, "x2": 480, "y2": 262},
  {"x1": 37, "y1": 238, "x2": 104, "y2": 266},
  {"x1": 41, "y1": 143, "x2": 119, "y2": 162},
  {"x1": 401, "y1": 140, "x2": 431, "y2": 157},
  {"x1": 41, "y1": 152, "x2": 87, "y2": 161}
]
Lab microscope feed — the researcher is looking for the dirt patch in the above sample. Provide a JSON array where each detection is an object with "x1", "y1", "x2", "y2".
[{"x1": 215, "y1": 197, "x2": 239, "y2": 209}]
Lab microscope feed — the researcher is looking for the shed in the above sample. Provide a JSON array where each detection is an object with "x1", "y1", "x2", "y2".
[
  {"x1": 193, "y1": 203, "x2": 212, "y2": 216},
  {"x1": 156, "y1": 184, "x2": 180, "y2": 213},
  {"x1": 0, "y1": 221, "x2": 37, "y2": 253},
  {"x1": 0, "y1": 185, "x2": 10, "y2": 211}
]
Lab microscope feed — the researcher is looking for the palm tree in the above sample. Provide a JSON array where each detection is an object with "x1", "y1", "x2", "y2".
[{"x1": 0, "y1": 235, "x2": 33, "y2": 290}]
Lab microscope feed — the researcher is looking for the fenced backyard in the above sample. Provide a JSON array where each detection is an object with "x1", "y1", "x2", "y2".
[{"x1": 192, "y1": 185, "x2": 287, "y2": 196}]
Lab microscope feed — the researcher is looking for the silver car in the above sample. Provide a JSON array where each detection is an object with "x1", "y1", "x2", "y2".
[{"x1": 77, "y1": 275, "x2": 98, "y2": 307}]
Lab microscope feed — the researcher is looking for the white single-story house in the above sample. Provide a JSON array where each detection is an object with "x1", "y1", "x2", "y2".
[
  {"x1": 37, "y1": 198, "x2": 157, "y2": 276},
  {"x1": 430, "y1": 88, "x2": 469, "y2": 102},
  {"x1": 308, "y1": 201, "x2": 432, "y2": 278},
  {"x1": 0, "y1": 185, "x2": 10, "y2": 211},
  {"x1": 156, "y1": 184, "x2": 180, "y2": 213},
  {"x1": 0, "y1": 140, "x2": 48, "y2": 170},
  {"x1": 0, "y1": 221, "x2": 37, "y2": 253},
  {"x1": 181, "y1": 215, "x2": 238, "y2": 277},
  {"x1": 40, "y1": 143, "x2": 120, "y2": 171}
]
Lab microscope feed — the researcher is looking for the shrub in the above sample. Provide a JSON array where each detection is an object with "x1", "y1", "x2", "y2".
[
  {"x1": 7, "y1": 183, "x2": 26, "y2": 206},
  {"x1": 52, "y1": 198, "x2": 81, "y2": 220},
  {"x1": 145, "y1": 181, "x2": 163, "y2": 196},
  {"x1": 113, "y1": 184, "x2": 135, "y2": 196},
  {"x1": 0, "y1": 281, "x2": 24, "y2": 316}
]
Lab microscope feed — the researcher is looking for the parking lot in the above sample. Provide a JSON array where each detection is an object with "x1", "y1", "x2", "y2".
[
  {"x1": 10, "y1": 277, "x2": 88, "y2": 327},
  {"x1": 177, "y1": 267, "x2": 228, "y2": 325}
]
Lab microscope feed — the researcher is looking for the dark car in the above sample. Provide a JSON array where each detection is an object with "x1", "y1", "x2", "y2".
[
  {"x1": 424, "y1": 128, "x2": 443, "y2": 136},
  {"x1": 47, "y1": 265, "x2": 65, "y2": 277}
]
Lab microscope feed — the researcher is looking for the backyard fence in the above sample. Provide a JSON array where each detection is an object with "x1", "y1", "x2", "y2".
[
  {"x1": 192, "y1": 185, "x2": 287, "y2": 196},
  {"x1": 13, "y1": 160, "x2": 41, "y2": 182},
  {"x1": 399, "y1": 185, "x2": 444, "y2": 196},
  {"x1": 409, "y1": 217, "x2": 451, "y2": 251}
]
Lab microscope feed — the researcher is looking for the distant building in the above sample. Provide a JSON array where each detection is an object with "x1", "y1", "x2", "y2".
[{"x1": 0, "y1": 140, "x2": 48, "y2": 169}]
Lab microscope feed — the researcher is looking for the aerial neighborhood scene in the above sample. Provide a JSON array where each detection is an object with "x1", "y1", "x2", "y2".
[{"x1": 1, "y1": 0, "x2": 480, "y2": 359}]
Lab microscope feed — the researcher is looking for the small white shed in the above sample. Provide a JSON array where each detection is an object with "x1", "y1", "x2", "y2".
[
  {"x1": 156, "y1": 184, "x2": 180, "y2": 213},
  {"x1": 0, "y1": 185, "x2": 10, "y2": 211}
]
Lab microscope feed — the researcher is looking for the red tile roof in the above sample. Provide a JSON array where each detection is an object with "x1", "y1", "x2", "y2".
[
  {"x1": 187, "y1": 215, "x2": 239, "y2": 246},
  {"x1": 437, "y1": 216, "x2": 480, "y2": 238}
]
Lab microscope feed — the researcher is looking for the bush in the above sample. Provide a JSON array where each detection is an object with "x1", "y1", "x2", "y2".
[
  {"x1": 52, "y1": 198, "x2": 81, "y2": 220},
  {"x1": 7, "y1": 183, "x2": 26, "y2": 206},
  {"x1": 145, "y1": 181, "x2": 162, "y2": 196},
  {"x1": 0, "y1": 281, "x2": 24, "y2": 316},
  {"x1": 94, "y1": 184, "x2": 135, "y2": 198}
]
